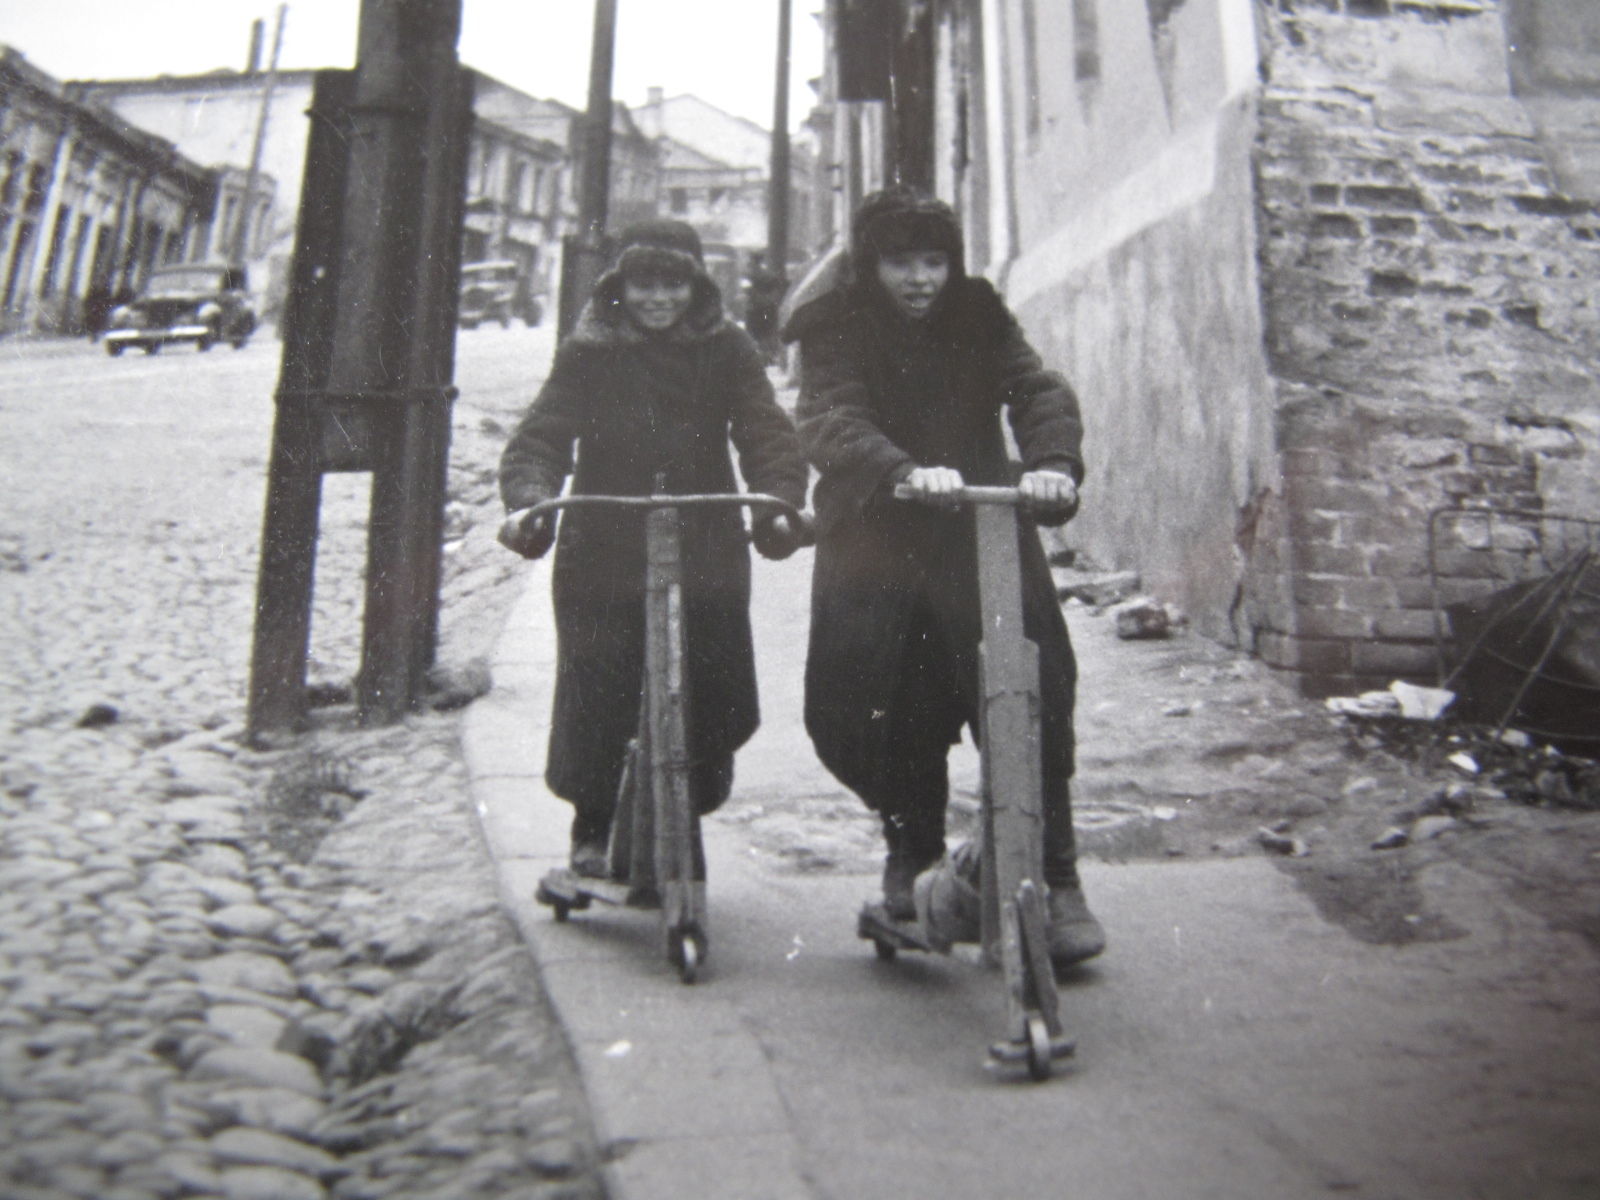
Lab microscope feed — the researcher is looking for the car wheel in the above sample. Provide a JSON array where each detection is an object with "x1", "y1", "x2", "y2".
[
  {"x1": 461, "y1": 319, "x2": 478, "y2": 331},
  {"x1": 197, "y1": 332, "x2": 215, "y2": 352},
  {"x1": 106, "y1": 342, "x2": 124, "y2": 357},
  {"x1": 143, "y1": 342, "x2": 160, "y2": 355},
  {"x1": 230, "y1": 335, "x2": 250, "y2": 350}
]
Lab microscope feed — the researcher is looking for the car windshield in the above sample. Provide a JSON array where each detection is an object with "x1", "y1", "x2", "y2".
[{"x1": 144, "y1": 268, "x2": 229, "y2": 299}]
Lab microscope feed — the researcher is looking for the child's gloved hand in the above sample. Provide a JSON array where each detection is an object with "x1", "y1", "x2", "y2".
[
  {"x1": 498, "y1": 508, "x2": 556, "y2": 559},
  {"x1": 751, "y1": 511, "x2": 811, "y2": 560},
  {"x1": 1018, "y1": 469, "x2": 1079, "y2": 526}
]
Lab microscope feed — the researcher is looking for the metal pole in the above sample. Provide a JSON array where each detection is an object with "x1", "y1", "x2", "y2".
[
  {"x1": 767, "y1": 0, "x2": 792, "y2": 281},
  {"x1": 233, "y1": 3, "x2": 286, "y2": 265}
]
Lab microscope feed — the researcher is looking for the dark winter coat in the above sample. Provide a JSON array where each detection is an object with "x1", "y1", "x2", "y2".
[
  {"x1": 783, "y1": 272, "x2": 1085, "y2": 803},
  {"x1": 499, "y1": 276, "x2": 807, "y2": 805}
]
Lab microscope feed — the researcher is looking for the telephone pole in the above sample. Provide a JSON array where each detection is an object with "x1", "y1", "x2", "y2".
[
  {"x1": 767, "y1": 0, "x2": 792, "y2": 284},
  {"x1": 557, "y1": 0, "x2": 618, "y2": 337},
  {"x1": 234, "y1": 3, "x2": 286, "y2": 265}
]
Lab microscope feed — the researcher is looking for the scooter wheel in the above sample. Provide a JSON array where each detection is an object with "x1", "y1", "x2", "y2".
[
  {"x1": 676, "y1": 933, "x2": 701, "y2": 984},
  {"x1": 872, "y1": 937, "x2": 897, "y2": 962},
  {"x1": 552, "y1": 899, "x2": 572, "y2": 923},
  {"x1": 1026, "y1": 1015, "x2": 1053, "y2": 1082}
]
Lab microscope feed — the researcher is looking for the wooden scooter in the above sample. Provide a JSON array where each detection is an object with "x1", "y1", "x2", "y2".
[
  {"x1": 857, "y1": 484, "x2": 1076, "y2": 1080},
  {"x1": 501, "y1": 490, "x2": 808, "y2": 984}
]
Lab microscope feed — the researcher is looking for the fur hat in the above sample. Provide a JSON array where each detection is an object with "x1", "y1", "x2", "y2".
[
  {"x1": 611, "y1": 219, "x2": 706, "y2": 281},
  {"x1": 850, "y1": 186, "x2": 965, "y2": 276}
]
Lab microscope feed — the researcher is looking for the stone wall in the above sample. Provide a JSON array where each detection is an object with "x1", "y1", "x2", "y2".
[{"x1": 1250, "y1": 0, "x2": 1600, "y2": 694}]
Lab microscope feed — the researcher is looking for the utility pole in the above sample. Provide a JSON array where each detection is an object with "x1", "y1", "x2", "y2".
[
  {"x1": 767, "y1": 0, "x2": 792, "y2": 283},
  {"x1": 234, "y1": 3, "x2": 286, "y2": 266},
  {"x1": 557, "y1": 0, "x2": 617, "y2": 337},
  {"x1": 248, "y1": 0, "x2": 471, "y2": 736}
]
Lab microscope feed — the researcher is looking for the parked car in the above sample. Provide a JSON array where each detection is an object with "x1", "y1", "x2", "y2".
[
  {"x1": 104, "y1": 264, "x2": 257, "y2": 356},
  {"x1": 458, "y1": 259, "x2": 543, "y2": 329}
]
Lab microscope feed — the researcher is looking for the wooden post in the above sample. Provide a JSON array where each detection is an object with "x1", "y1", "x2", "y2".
[
  {"x1": 558, "y1": 0, "x2": 617, "y2": 339},
  {"x1": 233, "y1": 4, "x2": 285, "y2": 267},
  {"x1": 767, "y1": 0, "x2": 792, "y2": 282},
  {"x1": 247, "y1": 0, "x2": 471, "y2": 738}
]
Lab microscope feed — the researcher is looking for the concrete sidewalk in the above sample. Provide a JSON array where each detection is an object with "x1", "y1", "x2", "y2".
[{"x1": 462, "y1": 553, "x2": 1600, "y2": 1200}]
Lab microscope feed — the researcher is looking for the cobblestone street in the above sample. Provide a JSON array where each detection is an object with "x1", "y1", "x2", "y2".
[{"x1": 0, "y1": 329, "x2": 606, "y2": 1200}]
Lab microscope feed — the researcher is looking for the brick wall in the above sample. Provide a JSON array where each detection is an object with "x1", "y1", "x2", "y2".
[{"x1": 1249, "y1": 0, "x2": 1600, "y2": 695}]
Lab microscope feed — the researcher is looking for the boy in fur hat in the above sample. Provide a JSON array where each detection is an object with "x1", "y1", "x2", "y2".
[
  {"x1": 782, "y1": 187, "x2": 1105, "y2": 972},
  {"x1": 499, "y1": 220, "x2": 808, "y2": 877}
]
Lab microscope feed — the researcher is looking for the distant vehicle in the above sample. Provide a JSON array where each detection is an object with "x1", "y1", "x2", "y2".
[
  {"x1": 459, "y1": 259, "x2": 543, "y2": 329},
  {"x1": 103, "y1": 264, "x2": 257, "y2": 356}
]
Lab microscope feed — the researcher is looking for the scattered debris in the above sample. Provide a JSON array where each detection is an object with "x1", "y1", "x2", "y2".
[
  {"x1": 1112, "y1": 596, "x2": 1173, "y2": 640},
  {"x1": 1257, "y1": 826, "x2": 1310, "y2": 857},
  {"x1": 1326, "y1": 680, "x2": 1455, "y2": 721},
  {"x1": 1055, "y1": 569, "x2": 1141, "y2": 608},
  {"x1": 1445, "y1": 549, "x2": 1600, "y2": 758}
]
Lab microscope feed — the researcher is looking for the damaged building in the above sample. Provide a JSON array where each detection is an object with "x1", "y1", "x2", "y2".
[{"x1": 814, "y1": 0, "x2": 1600, "y2": 698}]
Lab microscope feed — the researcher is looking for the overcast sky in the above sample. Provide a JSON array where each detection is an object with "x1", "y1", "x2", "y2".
[{"x1": 0, "y1": 0, "x2": 826, "y2": 128}]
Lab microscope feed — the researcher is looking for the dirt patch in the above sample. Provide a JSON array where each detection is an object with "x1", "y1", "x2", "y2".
[{"x1": 1065, "y1": 607, "x2": 1600, "y2": 953}]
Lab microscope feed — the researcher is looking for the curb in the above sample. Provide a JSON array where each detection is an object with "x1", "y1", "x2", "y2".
[{"x1": 461, "y1": 566, "x2": 817, "y2": 1200}]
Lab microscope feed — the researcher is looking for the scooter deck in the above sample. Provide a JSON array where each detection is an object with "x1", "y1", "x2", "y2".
[
  {"x1": 536, "y1": 868, "x2": 660, "y2": 916},
  {"x1": 857, "y1": 901, "x2": 937, "y2": 959}
]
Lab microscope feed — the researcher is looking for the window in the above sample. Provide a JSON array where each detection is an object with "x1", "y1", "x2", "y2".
[{"x1": 670, "y1": 188, "x2": 689, "y2": 214}]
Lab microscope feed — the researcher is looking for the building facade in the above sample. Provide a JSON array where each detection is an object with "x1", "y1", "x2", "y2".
[
  {"x1": 72, "y1": 67, "x2": 590, "y2": 326},
  {"x1": 472, "y1": 79, "x2": 663, "y2": 232},
  {"x1": 635, "y1": 89, "x2": 823, "y2": 275},
  {"x1": 817, "y1": 0, "x2": 1600, "y2": 696},
  {"x1": 0, "y1": 48, "x2": 225, "y2": 336}
]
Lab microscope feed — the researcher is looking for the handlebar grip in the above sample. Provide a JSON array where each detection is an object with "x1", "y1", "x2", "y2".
[{"x1": 893, "y1": 482, "x2": 1023, "y2": 506}]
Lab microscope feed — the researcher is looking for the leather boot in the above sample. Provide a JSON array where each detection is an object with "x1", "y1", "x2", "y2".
[
  {"x1": 881, "y1": 813, "x2": 943, "y2": 922},
  {"x1": 912, "y1": 838, "x2": 981, "y2": 951},
  {"x1": 569, "y1": 810, "x2": 611, "y2": 879},
  {"x1": 1042, "y1": 782, "x2": 1105, "y2": 970}
]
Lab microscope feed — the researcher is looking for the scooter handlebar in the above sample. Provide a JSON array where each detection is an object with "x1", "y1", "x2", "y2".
[
  {"x1": 892, "y1": 482, "x2": 1024, "y2": 506},
  {"x1": 498, "y1": 493, "x2": 813, "y2": 560}
]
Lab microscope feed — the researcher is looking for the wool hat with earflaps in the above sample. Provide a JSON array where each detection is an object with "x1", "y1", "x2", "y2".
[
  {"x1": 780, "y1": 186, "x2": 968, "y2": 341},
  {"x1": 611, "y1": 218, "x2": 706, "y2": 280},
  {"x1": 850, "y1": 186, "x2": 966, "y2": 277},
  {"x1": 580, "y1": 218, "x2": 727, "y2": 341}
]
